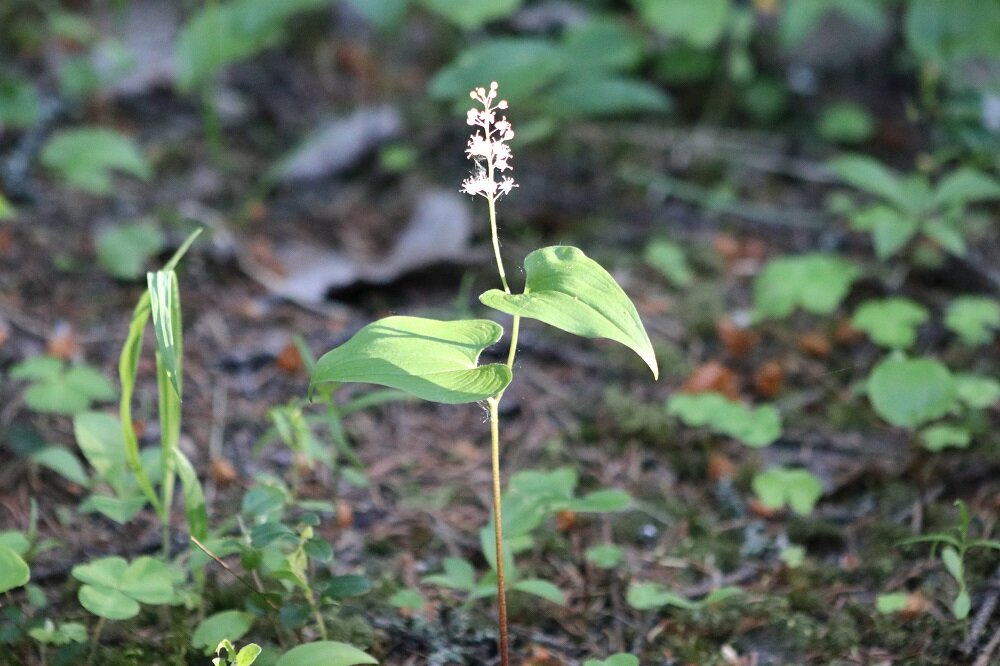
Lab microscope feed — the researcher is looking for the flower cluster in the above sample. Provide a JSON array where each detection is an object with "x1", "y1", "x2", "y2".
[{"x1": 461, "y1": 81, "x2": 517, "y2": 200}]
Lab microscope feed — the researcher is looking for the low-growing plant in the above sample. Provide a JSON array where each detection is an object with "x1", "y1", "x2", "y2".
[
  {"x1": 213, "y1": 639, "x2": 262, "y2": 666},
  {"x1": 9, "y1": 356, "x2": 115, "y2": 415},
  {"x1": 307, "y1": 81, "x2": 657, "y2": 664},
  {"x1": 901, "y1": 501, "x2": 1000, "y2": 619},
  {"x1": 830, "y1": 155, "x2": 1000, "y2": 260}
]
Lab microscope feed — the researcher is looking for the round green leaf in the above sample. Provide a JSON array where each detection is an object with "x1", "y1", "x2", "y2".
[
  {"x1": 480, "y1": 246, "x2": 658, "y2": 379},
  {"x1": 945, "y1": 297, "x2": 1000, "y2": 345},
  {"x1": 120, "y1": 557, "x2": 175, "y2": 604},
  {"x1": 955, "y1": 374, "x2": 1000, "y2": 409},
  {"x1": 0, "y1": 544, "x2": 30, "y2": 593},
  {"x1": 78, "y1": 585, "x2": 139, "y2": 620},
  {"x1": 667, "y1": 392, "x2": 781, "y2": 448},
  {"x1": 634, "y1": 0, "x2": 731, "y2": 48},
  {"x1": 852, "y1": 298, "x2": 929, "y2": 349},
  {"x1": 72, "y1": 556, "x2": 129, "y2": 589},
  {"x1": 921, "y1": 425, "x2": 970, "y2": 452},
  {"x1": 310, "y1": 316, "x2": 511, "y2": 404},
  {"x1": 752, "y1": 467, "x2": 823, "y2": 515},
  {"x1": 276, "y1": 641, "x2": 377, "y2": 666},
  {"x1": 584, "y1": 655, "x2": 639, "y2": 666},
  {"x1": 868, "y1": 357, "x2": 956, "y2": 428},
  {"x1": 753, "y1": 253, "x2": 859, "y2": 320},
  {"x1": 192, "y1": 610, "x2": 254, "y2": 652},
  {"x1": 511, "y1": 578, "x2": 565, "y2": 605},
  {"x1": 41, "y1": 127, "x2": 151, "y2": 195},
  {"x1": 96, "y1": 222, "x2": 166, "y2": 280}
]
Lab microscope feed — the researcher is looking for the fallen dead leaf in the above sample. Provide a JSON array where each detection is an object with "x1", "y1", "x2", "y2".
[
  {"x1": 835, "y1": 318, "x2": 863, "y2": 345},
  {"x1": 210, "y1": 458, "x2": 238, "y2": 487},
  {"x1": 46, "y1": 321, "x2": 79, "y2": 360},
  {"x1": 555, "y1": 510, "x2": 577, "y2": 532},
  {"x1": 753, "y1": 361, "x2": 783, "y2": 398},
  {"x1": 275, "y1": 339, "x2": 303, "y2": 375},
  {"x1": 717, "y1": 317, "x2": 759, "y2": 358},
  {"x1": 708, "y1": 453, "x2": 736, "y2": 481},
  {"x1": 798, "y1": 331, "x2": 831, "y2": 358},
  {"x1": 682, "y1": 361, "x2": 740, "y2": 399}
]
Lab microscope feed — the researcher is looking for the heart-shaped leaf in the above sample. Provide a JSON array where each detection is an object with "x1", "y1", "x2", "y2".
[
  {"x1": 192, "y1": 610, "x2": 255, "y2": 653},
  {"x1": 0, "y1": 544, "x2": 30, "y2": 593},
  {"x1": 275, "y1": 641, "x2": 377, "y2": 666},
  {"x1": 852, "y1": 298, "x2": 929, "y2": 349},
  {"x1": 867, "y1": 357, "x2": 956, "y2": 428},
  {"x1": 311, "y1": 316, "x2": 511, "y2": 404},
  {"x1": 752, "y1": 467, "x2": 823, "y2": 515},
  {"x1": 480, "y1": 246, "x2": 657, "y2": 378},
  {"x1": 72, "y1": 556, "x2": 175, "y2": 620}
]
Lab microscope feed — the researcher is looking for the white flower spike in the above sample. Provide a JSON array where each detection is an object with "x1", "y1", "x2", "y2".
[{"x1": 462, "y1": 81, "x2": 517, "y2": 201}]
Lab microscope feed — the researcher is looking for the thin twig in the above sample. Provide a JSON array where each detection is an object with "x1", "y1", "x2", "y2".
[
  {"x1": 974, "y1": 622, "x2": 1000, "y2": 666},
  {"x1": 190, "y1": 536, "x2": 279, "y2": 611}
]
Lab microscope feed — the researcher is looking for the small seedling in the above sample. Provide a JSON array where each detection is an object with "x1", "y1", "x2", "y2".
[
  {"x1": 753, "y1": 253, "x2": 860, "y2": 321},
  {"x1": 213, "y1": 639, "x2": 262, "y2": 666},
  {"x1": 9, "y1": 357, "x2": 115, "y2": 415},
  {"x1": 944, "y1": 297, "x2": 1000, "y2": 346},
  {"x1": 901, "y1": 501, "x2": 1000, "y2": 619},
  {"x1": 584, "y1": 654, "x2": 639, "y2": 666},
  {"x1": 309, "y1": 82, "x2": 656, "y2": 664},
  {"x1": 752, "y1": 467, "x2": 823, "y2": 515},
  {"x1": 626, "y1": 581, "x2": 741, "y2": 611},
  {"x1": 667, "y1": 391, "x2": 781, "y2": 448},
  {"x1": 830, "y1": 155, "x2": 1000, "y2": 260},
  {"x1": 851, "y1": 298, "x2": 929, "y2": 350}
]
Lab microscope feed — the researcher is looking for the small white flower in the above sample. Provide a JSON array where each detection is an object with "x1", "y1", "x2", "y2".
[{"x1": 461, "y1": 81, "x2": 516, "y2": 200}]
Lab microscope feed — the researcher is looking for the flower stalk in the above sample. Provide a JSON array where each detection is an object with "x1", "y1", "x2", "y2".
[{"x1": 463, "y1": 80, "x2": 518, "y2": 666}]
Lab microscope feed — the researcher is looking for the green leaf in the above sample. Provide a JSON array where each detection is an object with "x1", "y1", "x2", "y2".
[
  {"x1": 428, "y1": 39, "x2": 564, "y2": 108},
  {"x1": 867, "y1": 357, "x2": 956, "y2": 428},
  {"x1": 175, "y1": 0, "x2": 331, "y2": 90},
  {"x1": 72, "y1": 556, "x2": 175, "y2": 619},
  {"x1": 193, "y1": 611, "x2": 255, "y2": 652},
  {"x1": 920, "y1": 425, "x2": 971, "y2": 452},
  {"x1": 923, "y1": 219, "x2": 966, "y2": 256},
  {"x1": 236, "y1": 644, "x2": 263, "y2": 666},
  {"x1": 433, "y1": 557, "x2": 476, "y2": 592},
  {"x1": 626, "y1": 581, "x2": 696, "y2": 610},
  {"x1": 752, "y1": 467, "x2": 823, "y2": 515},
  {"x1": 667, "y1": 392, "x2": 781, "y2": 448},
  {"x1": 310, "y1": 316, "x2": 511, "y2": 404},
  {"x1": 96, "y1": 222, "x2": 166, "y2": 280},
  {"x1": 324, "y1": 575, "x2": 371, "y2": 599},
  {"x1": 753, "y1": 253, "x2": 859, "y2": 320},
  {"x1": 64, "y1": 365, "x2": 116, "y2": 401},
  {"x1": 512, "y1": 578, "x2": 565, "y2": 605},
  {"x1": 0, "y1": 77, "x2": 40, "y2": 128},
  {"x1": 275, "y1": 641, "x2": 378, "y2": 666},
  {"x1": 850, "y1": 206, "x2": 919, "y2": 259},
  {"x1": 0, "y1": 544, "x2": 30, "y2": 593},
  {"x1": 78, "y1": 585, "x2": 139, "y2": 620},
  {"x1": 347, "y1": 0, "x2": 409, "y2": 31},
  {"x1": 31, "y1": 446, "x2": 89, "y2": 485},
  {"x1": 644, "y1": 239, "x2": 693, "y2": 287},
  {"x1": 416, "y1": 0, "x2": 521, "y2": 29},
  {"x1": 955, "y1": 374, "x2": 1000, "y2": 409},
  {"x1": 818, "y1": 102, "x2": 875, "y2": 144},
  {"x1": 566, "y1": 489, "x2": 632, "y2": 513},
  {"x1": 851, "y1": 298, "x2": 929, "y2": 349},
  {"x1": 953, "y1": 589, "x2": 971, "y2": 620},
  {"x1": 176, "y1": 448, "x2": 209, "y2": 541},
  {"x1": 934, "y1": 168, "x2": 1000, "y2": 208},
  {"x1": 9, "y1": 356, "x2": 64, "y2": 381},
  {"x1": 388, "y1": 588, "x2": 425, "y2": 611},
  {"x1": 0, "y1": 531, "x2": 30, "y2": 555},
  {"x1": 148, "y1": 270, "x2": 183, "y2": 399},
  {"x1": 41, "y1": 128, "x2": 151, "y2": 195},
  {"x1": 584, "y1": 655, "x2": 639, "y2": 666},
  {"x1": 542, "y1": 77, "x2": 671, "y2": 118},
  {"x1": 945, "y1": 297, "x2": 1000, "y2": 345},
  {"x1": 875, "y1": 592, "x2": 910, "y2": 614},
  {"x1": 585, "y1": 544, "x2": 623, "y2": 569},
  {"x1": 25, "y1": 381, "x2": 91, "y2": 415},
  {"x1": 633, "y1": 0, "x2": 731, "y2": 48},
  {"x1": 829, "y1": 155, "x2": 909, "y2": 211},
  {"x1": 941, "y1": 546, "x2": 964, "y2": 582},
  {"x1": 74, "y1": 412, "x2": 128, "y2": 488},
  {"x1": 480, "y1": 246, "x2": 657, "y2": 379},
  {"x1": 561, "y1": 19, "x2": 644, "y2": 73}
]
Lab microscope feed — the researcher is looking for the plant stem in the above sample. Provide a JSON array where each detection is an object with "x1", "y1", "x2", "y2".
[
  {"x1": 487, "y1": 397, "x2": 510, "y2": 666},
  {"x1": 86, "y1": 617, "x2": 105, "y2": 666},
  {"x1": 305, "y1": 587, "x2": 328, "y2": 641},
  {"x1": 487, "y1": 194, "x2": 510, "y2": 295}
]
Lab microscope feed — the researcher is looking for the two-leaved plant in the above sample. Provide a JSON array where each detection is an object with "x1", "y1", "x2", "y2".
[{"x1": 308, "y1": 81, "x2": 657, "y2": 664}]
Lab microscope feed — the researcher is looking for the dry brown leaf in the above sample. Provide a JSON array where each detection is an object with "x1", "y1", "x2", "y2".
[
  {"x1": 753, "y1": 360, "x2": 783, "y2": 398},
  {"x1": 275, "y1": 339, "x2": 303, "y2": 375},
  {"x1": 681, "y1": 361, "x2": 739, "y2": 399},
  {"x1": 46, "y1": 321, "x2": 79, "y2": 360},
  {"x1": 707, "y1": 453, "x2": 736, "y2": 481},
  {"x1": 717, "y1": 317, "x2": 759, "y2": 358},
  {"x1": 210, "y1": 458, "x2": 238, "y2": 487},
  {"x1": 555, "y1": 510, "x2": 577, "y2": 532},
  {"x1": 798, "y1": 332, "x2": 831, "y2": 358}
]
